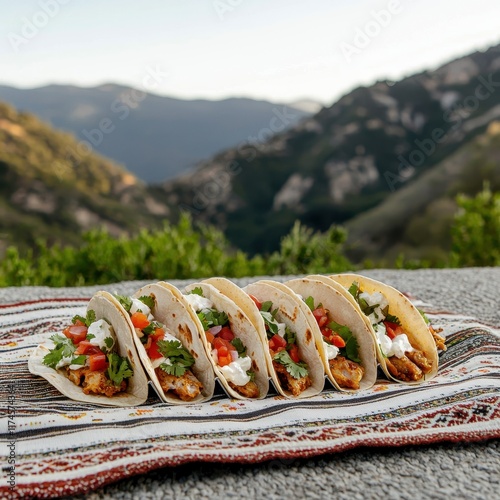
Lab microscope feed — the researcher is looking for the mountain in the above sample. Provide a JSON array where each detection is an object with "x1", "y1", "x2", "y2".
[
  {"x1": 0, "y1": 101, "x2": 169, "y2": 255},
  {"x1": 0, "y1": 84, "x2": 314, "y2": 183},
  {"x1": 160, "y1": 43, "x2": 500, "y2": 262}
]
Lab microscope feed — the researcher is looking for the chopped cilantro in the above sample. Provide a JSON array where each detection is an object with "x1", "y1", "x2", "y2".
[
  {"x1": 260, "y1": 301, "x2": 273, "y2": 312},
  {"x1": 71, "y1": 355, "x2": 87, "y2": 366},
  {"x1": 190, "y1": 287, "x2": 204, "y2": 296},
  {"x1": 258, "y1": 300, "x2": 280, "y2": 338},
  {"x1": 72, "y1": 309, "x2": 96, "y2": 327},
  {"x1": 138, "y1": 295, "x2": 155, "y2": 310},
  {"x1": 197, "y1": 309, "x2": 229, "y2": 331},
  {"x1": 104, "y1": 337, "x2": 114, "y2": 350},
  {"x1": 157, "y1": 339, "x2": 195, "y2": 377},
  {"x1": 86, "y1": 333, "x2": 96, "y2": 341},
  {"x1": 273, "y1": 350, "x2": 309, "y2": 379},
  {"x1": 418, "y1": 308, "x2": 430, "y2": 325},
  {"x1": 113, "y1": 294, "x2": 133, "y2": 312},
  {"x1": 107, "y1": 353, "x2": 133, "y2": 385},
  {"x1": 42, "y1": 334, "x2": 77, "y2": 369},
  {"x1": 304, "y1": 296, "x2": 316, "y2": 311},
  {"x1": 284, "y1": 327, "x2": 297, "y2": 348},
  {"x1": 348, "y1": 282, "x2": 380, "y2": 319},
  {"x1": 246, "y1": 370, "x2": 255, "y2": 382},
  {"x1": 231, "y1": 338, "x2": 247, "y2": 357},
  {"x1": 142, "y1": 321, "x2": 163, "y2": 335}
]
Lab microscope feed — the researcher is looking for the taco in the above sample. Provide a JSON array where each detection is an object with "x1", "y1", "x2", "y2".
[
  {"x1": 205, "y1": 278, "x2": 324, "y2": 398},
  {"x1": 328, "y1": 273, "x2": 445, "y2": 384},
  {"x1": 112, "y1": 282, "x2": 215, "y2": 404},
  {"x1": 182, "y1": 282, "x2": 269, "y2": 400},
  {"x1": 283, "y1": 277, "x2": 378, "y2": 391},
  {"x1": 28, "y1": 291, "x2": 148, "y2": 406}
]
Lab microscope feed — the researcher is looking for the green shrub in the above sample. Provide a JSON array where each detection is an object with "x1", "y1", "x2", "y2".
[
  {"x1": 0, "y1": 214, "x2": 352, "y2": 287},
  {"x1": 450, "y1": 183, "x2": 500, "y2": 267}
]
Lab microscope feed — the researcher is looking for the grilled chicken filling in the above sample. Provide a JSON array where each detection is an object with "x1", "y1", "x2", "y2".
[
  {"x1": 329, "y1": 355, "x2": 365, "y2": 390},
  {"x1": 155, "y1": 367, "x2": 203, "y2": 401},
  {"x1": 229, "y1": 380, "x2": 260, "y2": 398},
  {"x1": 67, "y1": 367, "x2": 127, "y2": 397},
  {"x1": 273, "y1": 361, "x2": 312, "y2": 396}
]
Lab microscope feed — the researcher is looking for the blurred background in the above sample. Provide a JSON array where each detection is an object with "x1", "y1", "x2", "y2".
[{"x1": 1, "y1": 0, "x2": 499, "y2": 285}]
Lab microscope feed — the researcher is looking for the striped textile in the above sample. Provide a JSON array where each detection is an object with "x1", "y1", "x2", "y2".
[{"x1": 1, "y1": 296, "x2": 499, "y2": 499}]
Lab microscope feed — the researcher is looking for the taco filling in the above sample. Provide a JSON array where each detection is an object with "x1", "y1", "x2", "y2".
[
  {"x1": 115, "y1": 294, "x2": 203, "y2": 402},
  {"x1": 303, "y1": 296, "x2": 364, "y2": 390},
  {"x1": 347, "y1": 281, "x2": 433, "y2": 382},
  {"x1": 42, "y1": 309, "x2": 133, "y2": 397},
  {"x1": 249, "y1": 295, "x2": 311, "y2": 397},
  {"x1": 185, "y1": 288, "x2": 259, "y2": 398}
]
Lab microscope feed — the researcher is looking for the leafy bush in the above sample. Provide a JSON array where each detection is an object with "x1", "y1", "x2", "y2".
[
  {"x1": 0, "y1": 214, "x2": 353, "y2": 287},
  {"x1": 450, "y1": 183, "x2": 500, "y2": 267}
]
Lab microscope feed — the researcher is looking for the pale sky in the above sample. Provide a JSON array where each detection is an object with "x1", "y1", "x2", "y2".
[{"x1": 1, "y1": 0, "x2": 499, "y2": 105}]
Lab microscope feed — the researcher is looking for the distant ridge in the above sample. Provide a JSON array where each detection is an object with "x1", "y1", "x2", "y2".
[{"x1": 0, "y1": 84, "x2": 314, "y2": 182}]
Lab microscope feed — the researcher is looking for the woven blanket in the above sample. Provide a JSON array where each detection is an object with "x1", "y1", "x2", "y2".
[{"x1": 1, "y1": 295, "x2": 499, "y2": 499}]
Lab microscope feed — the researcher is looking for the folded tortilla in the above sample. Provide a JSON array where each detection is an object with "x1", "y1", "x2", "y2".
[
  {"x1": 28, "y1": 291, "x2": 149, "y2": 407},
  {"x1": 183, "y1": 282, "x2": 269, "y2": 400},
  {"x1": 283, "y1": 276, "x2": 378, "y2": 392},
  {"x1": 206, "y1": 277, "x2": 325, "y2": 398},
  {"x1": 327, "y1": 273, "x2": 439, "y2": 384},
  {"x1": 125, "y1": 282, "x2": 216, "y2": 404}
]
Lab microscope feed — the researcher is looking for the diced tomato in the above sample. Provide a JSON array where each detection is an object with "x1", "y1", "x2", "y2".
[
  {"x1": 269, "y1": 334, "x2": 287, "y2": 352},
  {"x1": 152, "y1": 327, "x2": 164, "y2": 339},
  {"x1": 218, "y1": 326, "x2": 235, "y2": 341},
  {"x1": 63, "y1": 325, "x2": 88, "y2": 344},
  {"x1": 217, "y1": 345, "x2": 229, "y2": 357},
  {"x1": 383, "y1": 321, "x2": 404, "y2": 339},
  {"x1": 248, "y1": 294, "x2": 262, "y2": 310},
  {"x1": 205, "y1": 330, "x2": 215, "y2": 344},
  {"x1": 289, "y1": 344, "x2": 300, "y2": 363},
  {"x1": 317, "y1": 315, "x2": 329, "y2": 328},
  {"x1": 321, "y1": 327, "x2": 333, "y2": 338},
  {"x1": 218, "y1": 353, "x2": 233, "y2": 367},
  {"x1": 73, "y1": 319, "x2": 86, "y2": 327},
  {"x1": 147, "y1": 334, "x2": 165, "y2": 360},
  {"x1": 213, "y1": 337, "x2": 235, "y2": 352},
  {"x1": 130, "y1": 312, "x2": 150, "y2": 329},
  {"x1": 312, "y1": 307, "x2": 327, "y2": 320},
  {"x1": 330, "y1": 334, "x2": 346, "y2": 348},
  {"x1": 88, "y1": 353, "x2": 108, "y2": 371},
  {"x1": 75, "y1": 341, "x2": 103, "y2": 356}
]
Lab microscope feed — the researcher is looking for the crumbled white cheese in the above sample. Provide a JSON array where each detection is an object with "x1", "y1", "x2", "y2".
[
  {"x1": 130, "y1": 298, "x2": 152, "y2": 316},
  {"x1": 324, "y1": 341, "x2": 339, "y2": 360},
  {"x1": 87, "y1": 319, "x2": 116, "y2": 351},
  {"x1": 375, "y1": 323, "x2": 413, "y2": 358},
  {"x1": 184, "y1": 293, "x2": 214, "y2": 312},
  {"x1": 359, "y1": 291, "x2": 389, "y2": 325},
  {"x1": 220, "y1": 356, "x2": 252, "y2": 386}
]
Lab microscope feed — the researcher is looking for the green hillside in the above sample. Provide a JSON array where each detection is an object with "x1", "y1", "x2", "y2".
[{"x1": 0, "y1": 101, "x2": 169, "y2": 255}]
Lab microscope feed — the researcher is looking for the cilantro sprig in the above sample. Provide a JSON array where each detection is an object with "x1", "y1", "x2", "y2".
[
  {"x1": 197, "y1": 309, "x2": 229, "y2": 331},
  {"x1": 157, "y1": 340, "x2": 195, "y2": 377},
  {"x1": 348, "y1": 282, "x2": 381, "y2": 319},
  {"x1": 72, "y1": 309, "x2": 96, "y2": 327},
  {"x1": 273, "y1": 350, "x2": 309, "y2": 379},
  {"x1": 231, "y1": 338, "x2": 247, "y2": 357},
  {"x1": 42, "y1": 334, "x2": 77, "y2": 369},
  {"x1": 107, "y1": 353, "x2": 133, "y2": 386}
]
